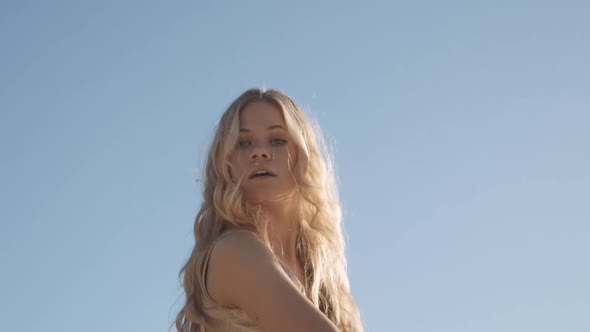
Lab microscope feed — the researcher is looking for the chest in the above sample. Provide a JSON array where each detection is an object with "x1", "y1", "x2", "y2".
[{"x1": 280, "y1": 261, "x2": 307, "y2": 293}]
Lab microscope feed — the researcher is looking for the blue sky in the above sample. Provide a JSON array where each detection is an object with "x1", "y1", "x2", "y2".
[{"x1": 1, "y1": 1, "x2": 589, "y2": 331}]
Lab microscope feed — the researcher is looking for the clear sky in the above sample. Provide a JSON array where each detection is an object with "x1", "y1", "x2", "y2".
[{"x1": 1, "y1": 1, "x2": 589, "y2": 331}]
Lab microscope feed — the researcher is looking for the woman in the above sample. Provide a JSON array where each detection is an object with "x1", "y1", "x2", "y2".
[{"x1": 176, "y1": 88, "x2": 363, "y2": 332}]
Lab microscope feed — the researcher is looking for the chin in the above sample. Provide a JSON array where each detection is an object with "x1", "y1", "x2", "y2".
[
  {"x1": 246, "y1": 195, "x2": 278, "y2": 206},
  {"x1": 245, "y1": 188, "x2": 297, "y2": 206}
]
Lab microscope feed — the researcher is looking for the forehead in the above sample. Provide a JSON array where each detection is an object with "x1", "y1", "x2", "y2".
[{"x1": 239, "y1": 101, "x2": 286, "y2": 130}]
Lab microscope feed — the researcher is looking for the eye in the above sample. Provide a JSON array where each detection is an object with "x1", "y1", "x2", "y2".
[
  {"x1": 270, "y1": 138, "x2": 287, "y2": 145},
  {"x1": 237, "y1": 140, "x2": 251, "y2": 149}
]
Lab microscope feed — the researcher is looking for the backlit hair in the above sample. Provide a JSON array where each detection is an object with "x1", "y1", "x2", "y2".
[{"x1": 175, "y1": 88, "x2": 363, "y2": 332}]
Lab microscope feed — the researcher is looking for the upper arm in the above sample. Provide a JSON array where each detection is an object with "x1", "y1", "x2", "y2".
[{"x1": 206, "y1": 231, "x2": 339, "y2": 332}]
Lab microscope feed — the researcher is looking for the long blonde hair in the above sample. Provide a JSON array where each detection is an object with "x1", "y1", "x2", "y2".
[{"x1": 176, "y1": 88, "x2": 363, "y2": 332}]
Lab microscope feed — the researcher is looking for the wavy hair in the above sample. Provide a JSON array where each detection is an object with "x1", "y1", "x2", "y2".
[{"x1": 176, "y1": 88, "x2": 363, "y2": 332}]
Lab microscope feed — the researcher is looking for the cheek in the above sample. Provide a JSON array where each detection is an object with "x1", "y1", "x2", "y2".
[
  {"x1": 288, "y1": 147, "x2": 298, "y2": 170},
  {"x1": 228, "y1": 157, "x2": 247, "y2": 183}
]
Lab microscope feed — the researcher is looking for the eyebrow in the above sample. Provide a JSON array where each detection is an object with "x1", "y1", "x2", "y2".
[{"x1": 239, "y1": 125, "x2": 287, "y2": 133}]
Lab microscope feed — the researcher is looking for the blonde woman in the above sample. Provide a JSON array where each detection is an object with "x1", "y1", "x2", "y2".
[{"x1": 176, "y1": 88, "x2": 363, "y2": 332}]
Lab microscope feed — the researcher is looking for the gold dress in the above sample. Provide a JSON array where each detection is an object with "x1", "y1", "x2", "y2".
[{"x1": 199, "y1": 230, "x2": 306, "y2": 332}]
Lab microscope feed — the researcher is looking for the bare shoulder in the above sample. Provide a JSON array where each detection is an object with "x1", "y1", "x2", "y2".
[
  {"x1": 206, "y1": 230, "x2": 339, "y2": 332},
  {"x1": 206, "y1": 230, "x2": 276, "y2": 305},
  {"x1": 209, "y1": 230, "x2": 267, "y2": 271}
]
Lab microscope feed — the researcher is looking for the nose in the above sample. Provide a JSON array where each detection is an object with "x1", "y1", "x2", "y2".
[{"x1": 249, "y1": 144, "x2": 272, "y2": 162}]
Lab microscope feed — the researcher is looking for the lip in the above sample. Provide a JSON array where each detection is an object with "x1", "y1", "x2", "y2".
[{"x1": 248, "y1": 167, "x2": 276, "y2": 179}]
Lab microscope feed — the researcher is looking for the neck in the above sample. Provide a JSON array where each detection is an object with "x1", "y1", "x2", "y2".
[{"x1": 262, "y1": 200, "x2": 300, "y2": 265}]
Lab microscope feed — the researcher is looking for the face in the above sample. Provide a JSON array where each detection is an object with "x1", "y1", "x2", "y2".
[{"x1": 229, "y1": 101, "x2": 299, "y2": 205}]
